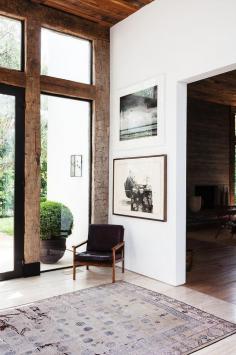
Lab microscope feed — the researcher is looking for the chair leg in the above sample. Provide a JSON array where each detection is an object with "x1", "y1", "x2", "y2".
[
  {"x1": 86, "y1": 265, "x2": 89, "y2": 270},
  {"x1": 73, "y1": 263, "x2": 76, "y2": 280},
  {"x1": 112, "y1": 262, "x2": 115, "y2": 283}
]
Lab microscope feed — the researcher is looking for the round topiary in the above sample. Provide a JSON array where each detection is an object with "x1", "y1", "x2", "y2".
[{"x1": 40, "y1": 201, "x2": 73, "y2": 240}]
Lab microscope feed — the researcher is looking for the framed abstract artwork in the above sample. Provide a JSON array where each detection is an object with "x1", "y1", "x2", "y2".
[
  {"x1": 113, "y1": 155, "x2": 167, "y2": 221},
  {"x1": 113, "y1": 76, "x2": 165, "y2": 149}
]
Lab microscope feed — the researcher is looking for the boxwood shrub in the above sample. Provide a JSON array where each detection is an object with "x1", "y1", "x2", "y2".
[{"x1": 40, "y1": 201, "x2": 73, "y2": 240}]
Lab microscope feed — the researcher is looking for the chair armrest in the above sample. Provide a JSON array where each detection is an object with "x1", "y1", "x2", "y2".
[
  {"x1": 72, "y1": 240, "x2": 88, "y2": 250},
  {"x1": 112, "y1": 241, "x2": 125, "y2": 252}
]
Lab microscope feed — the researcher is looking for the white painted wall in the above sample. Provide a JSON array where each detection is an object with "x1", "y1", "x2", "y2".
[{"x1": 109, "y1": 0, "x2": 236, "y2": 285}]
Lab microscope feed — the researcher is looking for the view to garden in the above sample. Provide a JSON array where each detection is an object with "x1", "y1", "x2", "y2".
[
  {"x1": 0, "y1": 16, "x2": 48, "y2": 265},
  {"x1": 0, "y1": 16, "x2": 21, "y2": 272},
  {"x1": 1, "y1": 19, "x2": 90, "y2": 273}
]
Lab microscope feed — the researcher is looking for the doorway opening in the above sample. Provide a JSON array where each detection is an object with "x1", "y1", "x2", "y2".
[
  {"x1": 0, "y1": 84, "x2": 24, "y2": 281},
  {"x1": 40, "y1": 94, "x2": 91, "y2": 272},
  {"x1": 186, "y1": 69, "x2": 236, "y2": 303}
]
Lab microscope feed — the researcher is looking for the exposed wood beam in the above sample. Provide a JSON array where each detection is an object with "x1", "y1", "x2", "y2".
[
  {"x1": 91, "y1": 38, "x2": 109, "y2": 223},
  {"x1": 41, "y1": 75, "x2": 96, "y2": 100},
  {"x1": 28, "y1": 0, "x2": 153, "y2": 27},
  {"x1": 188, "y1": 70, "x2": 236, "y2": 107},
  {"x1": 0, "y1": 0, "x2": 109, "y2": 40},
  {"x1": 24, "y1": 17, "x2": 41, "y2": 264},
  {"x1": 36, "y1": 0, "x2": 125, "y2": 27},
  {"x1": 0, "y1": 68, "x2": 26, "y2": 87}
]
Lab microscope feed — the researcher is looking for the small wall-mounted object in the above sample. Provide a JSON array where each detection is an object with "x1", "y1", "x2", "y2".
[{"x1": 70, "y1": 155, "x2": 82, "y2": 177}]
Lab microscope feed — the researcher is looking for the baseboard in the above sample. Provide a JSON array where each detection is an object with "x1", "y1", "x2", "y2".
[{"x1": 23, "y1": 262, "x2": 40, "y2": 277}]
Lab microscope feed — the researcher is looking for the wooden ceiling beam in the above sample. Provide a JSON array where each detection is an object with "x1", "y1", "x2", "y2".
[
  {"x1": 79, "y1": 0, "x2": 134, "y2": 14},
  {"x1": 29, "y1": 0, "x2": 153, "y2": 27},
  {"x1": 38, "y1": 0, "x2": 122, "y2": 27},
  {"x1": 0, "y1": 0, "x2": 109, "y2": 40},
  {"x1": 188, "y1": 70, "x2": 236, "y2": 107}
]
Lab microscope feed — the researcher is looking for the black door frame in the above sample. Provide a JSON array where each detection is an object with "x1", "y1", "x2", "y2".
[{"x1": 0, "y1": 83, "x2": 25, "y2": 281}]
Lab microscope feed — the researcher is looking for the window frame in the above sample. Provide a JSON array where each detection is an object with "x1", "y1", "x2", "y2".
[
  {"x1": 0, "y1": 0, "x2": 109, "y2": 279},
  {"x1": 0, "y1": 14, "x2": 25, "y2": 72},
  {"x1": 40, "y1": 26, "x2": 93, "y2": 85}
]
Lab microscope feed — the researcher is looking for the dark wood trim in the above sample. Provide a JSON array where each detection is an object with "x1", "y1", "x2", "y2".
[
  {"x1": 0, "y1": 68, "x2": 26, "y2": 87},
  {"x1": 0, "y1": 0, "x2": 109, "y2": 41},
  {"x1": 41, "y1": 75, "x2": 96, "y2": 100},
  {"x1": 112, "y1": 155, "x2": 167, "y2": 222}
]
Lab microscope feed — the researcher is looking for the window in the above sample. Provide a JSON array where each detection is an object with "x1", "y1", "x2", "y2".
[
  {"x1": 0, "y1": 15, "x2": 22, "y2": 71},
  {"x1": 41, "y1": 28, "x2": 92, "y2": 84}
]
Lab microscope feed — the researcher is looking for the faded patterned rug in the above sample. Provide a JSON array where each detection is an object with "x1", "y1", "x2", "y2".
[{"x1": 0, "y1": 282, "x2": 235, "y2": 355}]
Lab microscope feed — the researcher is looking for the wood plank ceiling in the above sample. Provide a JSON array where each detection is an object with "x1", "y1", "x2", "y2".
[
  {"x1": 188, "y1": 70, "x2": 236, "y2": 107},
  {"x1": 31, "y1": 0, "x2": 154, "y2": 27}
]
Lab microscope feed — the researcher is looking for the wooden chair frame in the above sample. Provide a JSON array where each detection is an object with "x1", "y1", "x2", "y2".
[{"x1": 72, "y1": 240, "x2": 125, "y2": 283}]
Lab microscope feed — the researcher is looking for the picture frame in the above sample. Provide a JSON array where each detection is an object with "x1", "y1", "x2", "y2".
[
  {"x1": 113, "y1": 76, "x2": 165, "y2": 150},
  {"x1": 113, "y1": 155, "x2": 167, "y2": 221},
  {"x1": 70, "y1": 155, "x2": 82, "y2": 177}
]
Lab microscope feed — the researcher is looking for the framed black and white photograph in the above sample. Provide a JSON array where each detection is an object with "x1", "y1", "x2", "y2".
[
  {"x1": 113, "y1": 76, "x2": 165, "y2": 149},
  {"x1": 120, "y1": 85, "x2": 157, "y2": 141},
  {"x1": 70, "y1": 155, "x2": 82, "y2": 177},
  {"x1": 113, "y1": 155, "x2": 167, "y2": 221}
]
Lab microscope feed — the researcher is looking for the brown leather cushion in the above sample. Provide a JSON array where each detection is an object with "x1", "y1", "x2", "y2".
[
  {"x1": 75, "y1": 251, "x2": 122, "y2": 263},
  {"x1": 87, "y1": 224, "x2": 124, "y2": 252}
]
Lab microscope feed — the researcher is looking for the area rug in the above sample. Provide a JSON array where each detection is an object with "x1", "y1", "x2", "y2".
[{"x1": 0, "y1": 282, "x2": 235, "y2": 355}]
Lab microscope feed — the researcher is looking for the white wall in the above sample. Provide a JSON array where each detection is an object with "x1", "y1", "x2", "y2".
[{"x1": 109, "y1": 0, "x2": 236, "y2": 285}]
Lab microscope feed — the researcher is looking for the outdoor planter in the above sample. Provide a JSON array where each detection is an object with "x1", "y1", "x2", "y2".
[
  {"x1": 40, "y1": 201, "x2": 73, "y2": 264},
  {"x1": 40, "y1": 238, "x2": 67, "y2": 264}
]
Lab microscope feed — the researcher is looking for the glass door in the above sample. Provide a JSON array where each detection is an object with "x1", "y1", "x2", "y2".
[
  {"x1": 0, "y1": 84, "x2": 24, "y2": 281},
  {"x1": 40, "y1": 94, "x2": 91, "y2": 271}
]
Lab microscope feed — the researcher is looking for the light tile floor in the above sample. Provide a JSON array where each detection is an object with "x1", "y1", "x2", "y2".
[
  {"x1": 0, "y1": 233, "x2": 74, "y2": 272},
  {"x1": 0, "y1": 267, "x2": 236, "y2": 354}
]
